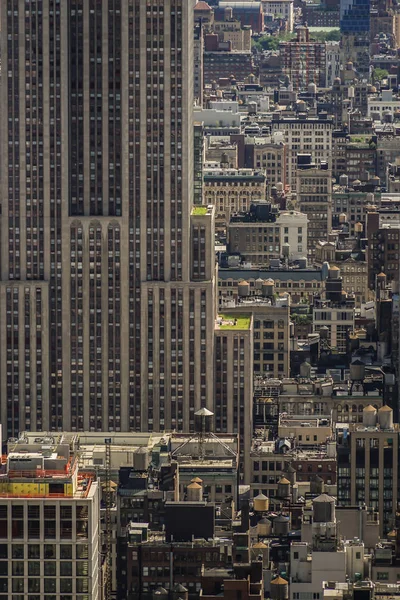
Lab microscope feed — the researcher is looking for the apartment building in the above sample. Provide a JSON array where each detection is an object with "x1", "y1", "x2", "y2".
[
  {"x1": 279, "y1": 27, "x2": 327, "y2": 90},
  {"x1": 387, "y1": 160, "x2": 400, "y2": 193},
  {"x1": 228, "y1": 204, "x2": 282, "y2": 265},
  {"x1": 0, "y1": 434, "x2": 100, "y2": 599}
]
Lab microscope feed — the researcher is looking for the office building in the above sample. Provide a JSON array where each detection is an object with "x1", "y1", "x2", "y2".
[
  {"x1": 194, "y1": 23, "x2": 204, "y2": 106},
  {"x1": 215, "y1": 314, "x2": 254, "y2": 481},
  {"x1": 315, "y1": 243, "x2": 369, "y2": 307},
  {"x1": 332, "y1": 185, "x2": 376, "y2": 237},
  {"x1": 271, "y1": 115, "x2": 333, "y2": 191},
  {"x1": 203, "y1": 51, "x2": 254, "y2": 85},
  {"x1": 211, "y1": 13, "x2": 252, "y2": 52},
  {"x1": 218, "y1": 267, "x2": 328, "y2": 306},
  {"x1": 0, "y1": 1, "x2": 220, "y2": 436},
  {"x1": 261, "y1": 0, "x2": 294, "y2": 32},
  {"x1": 366, "y1": 210, "x2": 400, "y2": 288},
  {"x1": 296, "y1": 156, "x2": 333, "y2": 258},
  {"x1": 345, "y1": 139, "x2": 377, "y2": 183},
  {"x1": 216, "y1": 2, "x2": 264, "y2": 33},
  {"x1": 340, "y1": 0, "x2": 371, "y2": 76},
  {"x1": 219, "y1": 292, "x2": 290, "y2": 380},
  {"x1": 228, "y1": 208, "x2": 308, "y2": 264},
  {"x1": 252, "y1": 136, "x2": 287, "y2": 189},
  {"x1": 337, "y1": 405, "x2": 398, "y2": 536},
  {"x1": 204, "y1": 169, "x2": 267, "y2": 231},
  {"x1": 312, "y1": 266, "x2": 355, "y2": 353},
  {"x1": 340, "y1": 0, "x2": 370, "y2": 34},
  {"x1": 387, "y1": 160, "x2": 400, "y2": 193},
  {"x1": 0, "y1": 434, "x2": 100, "y2": 598}
]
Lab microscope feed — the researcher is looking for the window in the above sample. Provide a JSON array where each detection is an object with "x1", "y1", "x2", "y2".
[
  {"x1": 12, "y1": 562, "x2": 24, "y2": 576},
  {"x1": 44, "y1": 545, "x2": 56, "y2": 559},
  {"x1": 60, "y1": 545, "x2": 73, "y2": 559},
  {"x1": 28, "y1": 545, "x2": 40, "y2": 559},
  {"x1": 60, "y1": 579, "x2": 73, "y2": 593},
  {"x1": 377, "y1": 572, "x2": 389, "y2": 581},
  {"x1": 61, "y1": 562, "x2": 72, "y2": 576},
  {"x1": 28, "y1": 579, "x2": 40, "y2": 593},
  {"x1": 28, "y1": 562, "x2": 40, "y2": 576},
  {"x1": 77, "y1": 561, "x2": 89, "y2": 576},
  {"x1": 44, "y1": 563, "x2": 57, "y2": 576},
  {"x1": 44, "y1": 579, "x2": 56, "y2": 593},
  {"x1": 12, "y1": 545, "x2": 24, "y2": 559}
]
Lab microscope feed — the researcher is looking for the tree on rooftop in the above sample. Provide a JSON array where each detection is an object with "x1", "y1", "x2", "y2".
[{"x1": 373, "y1": 68, "x2": 389, "y2": 82}]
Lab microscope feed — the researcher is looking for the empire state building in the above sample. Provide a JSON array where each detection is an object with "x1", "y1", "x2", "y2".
[{"x1": 0, "y1": 0, "x2": 217, "y2": 437}]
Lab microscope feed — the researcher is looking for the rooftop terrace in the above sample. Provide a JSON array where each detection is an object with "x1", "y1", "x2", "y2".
[
  {"x1": 216, "y1": 314, "x2": 251, "y2": 330},
  {"x1": 192, "y1": 206, "x2": 208, "y2": 216}
]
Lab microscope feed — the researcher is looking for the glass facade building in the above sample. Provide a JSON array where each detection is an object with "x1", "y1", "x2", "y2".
[{"x1": 340, "y1": 0, "x2": 371, "y2": 33}]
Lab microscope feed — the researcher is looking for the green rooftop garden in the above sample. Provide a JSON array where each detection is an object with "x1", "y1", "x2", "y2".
[
  {"x1": 192, "y1": 206, "x2": 208, "y2": 216},
  {"x1": 218, "y1": 314, "x2": 251, "y2": 330}
]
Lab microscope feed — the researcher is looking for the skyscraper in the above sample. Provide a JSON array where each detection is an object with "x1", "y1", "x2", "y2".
[
  {"x1": 0, "y1": 0, "x2": 216, "y2": 437},
  {"x1": 340, "y1": 0, "x2": 371, "y2": 33},
  {"x1": 340, "y1": 0, "x2": 371, "y2": 76}
]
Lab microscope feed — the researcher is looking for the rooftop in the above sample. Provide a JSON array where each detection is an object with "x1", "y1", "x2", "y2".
[
  {"x1": 0, "y1": 438, "x2": 96, "y2": 500},
  {"x1": 192, "y1": 206, "x2": 208, "y2": 216},
  {"x1": 195, "y1": 1, "x2": 212, "y2": 10},
  {"x1": 219, "y1": 268, "x2": 325, "y2": 281},
  {"x1": 279, "y1": 415, "x2": 332, "y2": 428},
  {"x1": 216, "y1": 314, "x2": 252, "y2": 330}
]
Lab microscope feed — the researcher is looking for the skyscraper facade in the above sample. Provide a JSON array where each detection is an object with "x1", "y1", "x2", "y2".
[
  {"x1": 339, "y1": 0, "x2": 371, "y2": 76},
  {"x1": 0, "y1": 0, "x2": 216, "y2": 437},
  {"x1": 340, "y1": 0, "x2": 371, "y2": 33}
]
